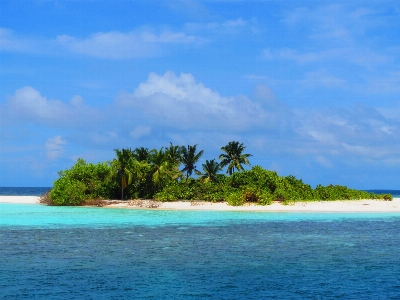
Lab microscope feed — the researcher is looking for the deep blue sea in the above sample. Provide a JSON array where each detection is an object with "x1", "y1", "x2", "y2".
[{"x1": 1, "y1": 188, "x2": 400, "y2": 299}]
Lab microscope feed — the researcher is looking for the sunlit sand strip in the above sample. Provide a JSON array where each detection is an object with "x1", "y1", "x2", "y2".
[
  {"x1": 107, "y1": 198, "x2": 400, "y2": 212},
  {"x1": 1, "y1": 196, "x2": 400, "y2": 212},
  {"x1": 0, "y1": 196, "x2": 39, "y2": 204}
]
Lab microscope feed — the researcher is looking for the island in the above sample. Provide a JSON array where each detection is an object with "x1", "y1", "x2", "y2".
[{"x1": 38, "y1": 141, "x2": 393, "y2": 207}]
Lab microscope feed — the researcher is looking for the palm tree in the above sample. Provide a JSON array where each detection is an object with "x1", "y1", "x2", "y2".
[
  {"x1": 181, "y1": 144, "x2": 204, "y2": 180},
  {"x1": 219, "y1": 141, "x2": 252, "y2": 175},
  {"x1": 198, "y1": 159, "x2": 221, "y2": 183},
  {"x1": 165, "y1": 142, "x2": 182, "y2": 166},
  {"x1": 133, "y1": 147, "x2": 150, "y2": 162},
  {"x1": 165, "y1": 142, "x2": 183, "y2": 181},
  {"x1": 110, "y1": 148, "x2": 136, "y2": 200},
  {"x1": 149, "y1": 148, "x2": 180, "y2": 191}
]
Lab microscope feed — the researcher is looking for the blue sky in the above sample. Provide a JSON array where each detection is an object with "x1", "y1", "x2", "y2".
[{"x1": 1, "y1": 0, "x2": 399, "y2": 189}]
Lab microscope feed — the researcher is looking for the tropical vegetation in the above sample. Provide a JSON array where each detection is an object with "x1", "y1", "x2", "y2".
[{"x1": 45, "y1": 141, "x2": 392, "y2": 206}]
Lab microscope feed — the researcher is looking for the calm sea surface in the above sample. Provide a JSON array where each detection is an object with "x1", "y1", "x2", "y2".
[
  {"x1": 1, "y1": 188, "x2": 400, "y2": 299},
  {"x1": 0, "y1": 187, "x2": 52, "y2": 196}
]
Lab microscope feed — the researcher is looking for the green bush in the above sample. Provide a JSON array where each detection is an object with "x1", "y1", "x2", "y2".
[
  {"x1": 381, "y1": 194, "x2": 393, "y2": 201},
  {"x1": 50, "y1": 178, "x2": 87, "y2": 206},
  {"x1": 50, "y1": 159, "x2": 115, "y2": 206},
  {"x1": 226, "y1": 191, "x2": 244, "y2": 206},
  {"x1": 154, "y1": 180, "x2": 232, "y2": 202},
  {"x1": 314, "y1": 184, "x2": 373, "y2": 201}
]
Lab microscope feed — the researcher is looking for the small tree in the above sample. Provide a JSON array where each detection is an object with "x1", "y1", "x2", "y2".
[
  {"x1": 198, "y1": 159, "x2": 221, "y2": 183},
  {"x1": 50, "y1": 158, "x2": 113, "y2": 205},
  {"x1": 219, "y1": 141, "x2": 252, "y2": 175},
  {"x1": 181, "y1": 144, "x2": 204, "y2": 180},
  {"x1": 109, "y1": 148, "x2": 139, "y2": 200}
]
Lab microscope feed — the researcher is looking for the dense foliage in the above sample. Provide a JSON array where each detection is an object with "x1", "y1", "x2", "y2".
[
  {"x1": 47, "y1": 142, "x2": 391, "y2": 206},
  {"x1": 49, "y1": 159, "x2": 117, "y2": 205},
  {"x1": 155, "y1": 166, "x2": 389, "y2": 205}
]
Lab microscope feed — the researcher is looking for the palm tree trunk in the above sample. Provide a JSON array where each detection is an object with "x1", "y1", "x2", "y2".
[{"x1": 121, "y1": 179, "x2": 124, "y2": 200}]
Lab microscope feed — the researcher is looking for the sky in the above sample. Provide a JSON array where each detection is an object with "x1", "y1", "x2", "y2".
[{"x1": 0, "y1": 0, "x2": 399, "y2": 189}]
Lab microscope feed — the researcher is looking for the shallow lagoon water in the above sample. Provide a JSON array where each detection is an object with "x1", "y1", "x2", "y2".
[
  {"x1": 2, "y1": 203, "x2": 400, "y2": 228},
  {"x1": 1, "y1": 204, "x2": 400, "y2": 299}
]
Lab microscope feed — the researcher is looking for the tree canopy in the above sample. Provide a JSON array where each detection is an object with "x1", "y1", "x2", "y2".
[
  {"x1": 219, "y1": 141, "x2": 252, "y2": 175},
  {"x1": 47, "y1": 141, "x2": 391, "y2": 206}
]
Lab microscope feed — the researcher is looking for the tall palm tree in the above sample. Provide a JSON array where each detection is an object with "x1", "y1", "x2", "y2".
[
  {"x1": 110, "y1": 148, "x2": 136, "y2": 200},
  {"x1": 181, "y1": 144, "x2": 204, "y2": 180},
  {"x1": 133, "y1": 147, "x2": 150, "y2": 162},
  {"x1": 149, "y1": 148, "x2": 180, "y2": 191},
  {"x1": 219, "y1": 141, "x2": 252, "y2": 175},
  {"x1": 198, "y1": 159, "x2": 221, "y2": 183},
  {"x1": 165, "y1": 142, "x2": 182, "y2": 166},
  {"x1": 165, "y1": 142, "x2": 183, "y2": 181}
]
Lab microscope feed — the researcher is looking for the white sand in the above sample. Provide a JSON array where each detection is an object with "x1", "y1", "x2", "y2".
[
  {"x1": 106, "y1": 198, "x2": 400, "y2": 212},
  {"x1": 0, "y1": 196, "x2": 39, "y2": 204},
  {"x1": 1, "y1": 196, "x2": 400, "y2": 212}
]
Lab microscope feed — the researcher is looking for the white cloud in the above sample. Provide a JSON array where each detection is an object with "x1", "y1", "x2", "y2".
[
  {"x1": 2, "y1": 86, "x2": 101, "y2": 127},
  {"x1": 1, "y1": 27, "x2": 202, "y2": 59},
  {"x1": 262, "y1": 47, "x2": 389, "y2": 67},
  {"x1": 185, "y1": 18, "x2": 255, "y2": 35},
  {"x1": 116, "y1": 71, "x2": 271, "y2": 131},
  {"x1": 2, "y1": 73, "x2": 399, "y2": 168},
  {"x1": 0, "y1": 27, "x2": 34, "y2": 52},
  {"x1": 0, "y1": 27, "x2": 55, "y2": 55},
  {"x1": 0, "y1": 28, "x2": 22, "y2": 51},
  {"x1": 293, "y1": 104, "x2": 400, "y2": 161},
  {"x1": 56, "y1": 30, "x2": 200, "y2": 59},
  {"x1": 303, "y1": 70, "x2": 347, "y2": 88},
  {"x1": 223, "y1": 18, "x2": 246, "y2": 28},
  {"x1": 272, "y1": 4, "x2": 394, "y2": 70},
  {"x1": 130, "y1": 126, "x2": 151, "y2": 139},
  {"x1": 45, "y1": 136, "x2": 67, "y2": 160},
  {"x1": 365, "y1": 71, "x2": 400, "y2": 94},
  {"x1": 315, "y1": 155, "x2": 333, "y2": 168},
  {"x1": 263, "y1": 48, "x2": 339, "y2": 64}
]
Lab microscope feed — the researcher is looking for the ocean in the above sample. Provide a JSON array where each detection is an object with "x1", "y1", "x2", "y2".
[
  {"x1": 1, "y1": 188, "x2": 400, "y2": 299},
  {"x1": 0, "y1": 187, "x2": 52, "y2": 196}
]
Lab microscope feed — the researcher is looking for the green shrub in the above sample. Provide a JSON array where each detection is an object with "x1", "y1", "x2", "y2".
[
  {"x1": 154, "y1": 180, "x2": 232, "y2": 202},
  {"x1": 50, "y1": 158, "x2": 115, "y2": 206},
  {"x1": 381, "y1": 194, "x2": 393, "y2": 201},
  {"x1": 226, "y1": 191, "x2": 244, "y2": 206},
  {"x1": 50, "y1": 178, "x2": 87, "y2": 206}
]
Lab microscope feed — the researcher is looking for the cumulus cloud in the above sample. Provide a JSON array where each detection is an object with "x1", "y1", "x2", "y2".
[
  {"x1": 45, "y1": 136, "x2": 67, "y2": 160},
  {"x1": 2, "y1": 72, "x2": 399, "y2": 168},
  {"x1": 2, "y1": 86, "x2": 102, "y2": 127},
  {"x1": 116, "y1": 71, "x2": 272, "y2": 131},
  {"x1": 293, "y1": 105, "x2": 400, "y2": 160},
  {"x1": 0, "y1": 28, "x2": 35, "y2": 52}
]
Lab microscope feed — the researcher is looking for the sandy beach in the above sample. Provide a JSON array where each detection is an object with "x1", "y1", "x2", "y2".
[
  {"x1": 0, "y1": 196, "x2": 40, "y2": 204},
  {"x1": 148, "y1": 198, "x2": 400, "y2": 212},
  {"x1": 2, "y1": 196, "x2": 399, "y2": 212},
  {"x1": 105, "y1": 198, "x2": 400, "y2": 212}
]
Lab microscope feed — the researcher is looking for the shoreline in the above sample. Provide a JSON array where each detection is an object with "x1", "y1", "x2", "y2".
[
  {"x1": 1, "y1": 196, "x2": 400, "y2": 212},
  {"x1": 0, "y1": 196, "x2": 40, "y2": 204}
]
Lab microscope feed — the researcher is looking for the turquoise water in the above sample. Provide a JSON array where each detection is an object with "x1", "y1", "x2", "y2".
[
  {"x1": 2, "y1": 204, "x2": 400, "y2": 299},
  {"x1": 2, "y1": 203, "x2": 400, "y2": 228}
]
